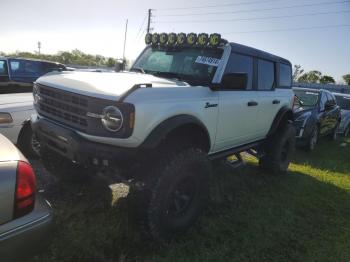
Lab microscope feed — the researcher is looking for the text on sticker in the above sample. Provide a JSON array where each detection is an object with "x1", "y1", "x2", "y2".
[{"x1": 195, "y1": 56, "x2": 221, "y2": 67}]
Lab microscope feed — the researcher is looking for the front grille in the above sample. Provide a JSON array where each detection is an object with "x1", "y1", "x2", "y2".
[{"x1": 37, "y1": 84, "x2": 89, "y2": 130}]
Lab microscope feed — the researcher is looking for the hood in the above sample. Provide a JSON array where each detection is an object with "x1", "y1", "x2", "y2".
[
  {"x1": 293, "y1": 106, "x2": 315, "y2": 119},
  {"x1": 0, "y1": 93, "x2": 33, "y2": 106},
  {"x1": 37, "y1": 71, "x2": 190, "y2": 100}
]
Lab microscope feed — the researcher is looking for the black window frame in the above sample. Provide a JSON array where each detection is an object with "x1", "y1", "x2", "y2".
[{"x1": 221, "y1": 51, "x2": 254, "y2": 91}]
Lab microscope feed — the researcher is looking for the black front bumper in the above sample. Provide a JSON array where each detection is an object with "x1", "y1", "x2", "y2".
[{"x1": 31, "y1": 115, "x2": 138, "y2": 167}]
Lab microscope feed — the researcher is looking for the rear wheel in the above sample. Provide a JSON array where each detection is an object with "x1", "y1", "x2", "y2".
[
  {"x1": 259, "y1": 123, "x2": 296, "y2": 174},
  {"x1": 138, "y1": 148, "x2": 211, "y2": 241}
]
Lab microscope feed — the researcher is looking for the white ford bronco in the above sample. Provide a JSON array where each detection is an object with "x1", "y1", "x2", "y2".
[{"x1": 32, "y1": 33, "x2": 295, "y2": 240}]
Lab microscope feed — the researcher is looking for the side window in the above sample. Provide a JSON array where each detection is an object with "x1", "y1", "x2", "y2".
[
  {"x1": 258, "y1": 59, "x2": 275, "y2": 90},
  {"x1": 0, "y1": 60, "x2": 8, "y2": 75},
  {"x1": 9, "y1": 60, "x2": 43, "y2": 77},
  {"x1": 224, "y1": 53, "x2": 253, "y2": 90},
  {"x1": 279, "y1": 63, "x2": 292, "y2": 87}
]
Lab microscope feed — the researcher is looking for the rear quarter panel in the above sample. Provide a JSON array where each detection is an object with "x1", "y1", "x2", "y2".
[{"x1": 0, "y1": 161, "x2": 17, "y2": 225}]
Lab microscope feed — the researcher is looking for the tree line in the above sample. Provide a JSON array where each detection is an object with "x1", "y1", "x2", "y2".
[
  {"x1": 293, "y1": 65, "x2": 350, "y2": 85},
  {"x1": 0, "y1": 49, "x2": 117, "y2": 68}
]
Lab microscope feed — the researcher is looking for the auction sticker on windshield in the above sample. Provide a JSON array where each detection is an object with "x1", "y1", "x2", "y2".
[{"x1": 195, "y1": 56, "x2": 221, "y2": 67}]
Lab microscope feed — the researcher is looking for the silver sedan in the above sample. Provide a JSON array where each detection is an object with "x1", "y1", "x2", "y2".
[{"x1": 0, "y1": 134, "x2": 52, "y2": 261}]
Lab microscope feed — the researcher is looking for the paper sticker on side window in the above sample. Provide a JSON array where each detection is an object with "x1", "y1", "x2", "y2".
[{"x1": 195, "y1": 56, "x2": 221, "y2": 67}]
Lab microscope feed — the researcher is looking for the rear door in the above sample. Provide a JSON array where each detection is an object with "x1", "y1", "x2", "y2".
[{"x1": 214, "y1": 52, "x2": 260, "y2": 152}]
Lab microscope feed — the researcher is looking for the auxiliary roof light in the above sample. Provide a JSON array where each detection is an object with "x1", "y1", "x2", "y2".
[
  {"x1": 198, "y1": 33, "x2": 209, "y2": 46},
  {"x1": 152, "y1": 33, "x2": 159, "y2": 45},
  {"x1": 145, "y1": 33, "x2": 152, "y2": 45},
  {"x1": 168, "y1": 33, "x2": 177, "y2": 45},
  {"x1": 187, "y1": 33, "x2": 197, "y2": 45},
  {"x1": 159, "y1": 33, "x2": 168, "y2": 45},
  {"x1": 209, "y1": 33, "x2": 221, "y2": 47},
  {"x1": 177, "y1": 33, "x2": 187, "y2": 45}
]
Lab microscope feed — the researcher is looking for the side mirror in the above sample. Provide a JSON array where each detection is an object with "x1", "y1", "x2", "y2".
[{"x1": 220, "y1": 73, "x2": 248, "y2": 90}]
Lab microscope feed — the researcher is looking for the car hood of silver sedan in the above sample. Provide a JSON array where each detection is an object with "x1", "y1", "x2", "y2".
[{"x1": 36, "y1": 71, "x2": 190, "y2": 100}]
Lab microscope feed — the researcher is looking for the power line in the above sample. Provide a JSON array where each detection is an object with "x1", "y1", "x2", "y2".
[
  {"x1": 156, "y1": 0, "x2": 350, "y2": 17},
  {"x1": 158, "y1": 0, "x2": 281, "y2": 10},
  {"x1": 136, "y1": 14, "x2": 147, "y2": 39},
  {"x1": 225, "y1": 24, "x2": 350, "y2": 34},
  {"x1": 155, "y1": 10, "x2": 350, "y2": 23}
]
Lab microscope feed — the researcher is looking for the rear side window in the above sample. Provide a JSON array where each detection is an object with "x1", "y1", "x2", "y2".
[
  {"x1": 224, "y1": 53, "x2": 253, "y2": 90},
  {"x1": 258, "y1": 59, "x2": 275, "y2": 90},
  {"x1": 279, "y1": 63, "x2": 292, "y2": 87},
  {"x1": 9, "y1": 59, "x2": 43, "y2": 77},
  {"x1": 0, "y1": 60, "x2": 8, "y2": 75}
]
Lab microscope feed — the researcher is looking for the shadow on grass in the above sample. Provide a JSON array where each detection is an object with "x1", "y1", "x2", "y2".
[
  {"x1": 292, "y1": 137, "x2": 350, "y2": 174},
  {"x1": 32, "y1": 161, "x2": 350, "y2": 262}
]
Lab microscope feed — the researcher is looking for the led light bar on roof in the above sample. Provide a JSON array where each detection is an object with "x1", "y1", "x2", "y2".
[{"x1": 145, "y1": 33, "x2": 224, "y2": 47}]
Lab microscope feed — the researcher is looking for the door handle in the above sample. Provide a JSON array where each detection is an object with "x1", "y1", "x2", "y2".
[
  {"x1": 272, "y1": 99, "x2": 280, "y2": 104},
  {"x1": 247, "y1": 101, "x2": 258, "y2": 107}
]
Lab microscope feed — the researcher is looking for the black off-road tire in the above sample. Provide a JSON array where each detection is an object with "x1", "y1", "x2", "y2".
[
  {"x1": 137, "y1": 148, "x2": 211, "y2": 242},
  {"x1": 259, "y1": 123, "x2": 296, "y2": 174},
  {"x1": 17, "y1": 123, "x2": 40, "y2": 159},
  {"x1": 40, "y1": 146, "x2": 88, "y2": 183}
]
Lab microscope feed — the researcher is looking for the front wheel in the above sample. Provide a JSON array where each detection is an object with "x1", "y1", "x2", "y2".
[
  {"x1": 259, "y1": 123, "x2": 296, "y2": 174},
  {"x1": 139, "y1": 148, "x2": 211, "y2": 241}
]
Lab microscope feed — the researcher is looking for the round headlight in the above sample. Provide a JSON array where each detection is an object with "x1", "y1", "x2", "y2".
[
  {"x1": 101, "y1": 106, "x2": 123, "y2": 132},
  {"x1": 187, "y1": 33, "x2": 197, "y2": 45},
  {"x1": 145, "y1": 33, "x2": 152, "y2": 45}
]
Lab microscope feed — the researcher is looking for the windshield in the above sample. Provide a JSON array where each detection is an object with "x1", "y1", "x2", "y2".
[
  {"x1": 335, "y1": 95, "x2": 350, "y2": 110},
  {"x1": 131, "y1": 47, "x2": 223, "y2": 86},
  {"x1": 293, "y1": 90, "x2": 319, "y2": 107}
]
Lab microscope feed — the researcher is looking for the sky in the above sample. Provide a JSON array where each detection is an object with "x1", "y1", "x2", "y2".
[{"x1": 0, "y1": 0, "x2": 349, "y2": 82}]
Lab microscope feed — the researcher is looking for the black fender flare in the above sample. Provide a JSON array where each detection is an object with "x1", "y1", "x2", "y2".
[
  {"x1": 267, "y1": 106, "x2": 294, "y2": 137},
  {"x1": 17, "y1": 118, "x2": 31, "y2": 143},
  {"x1": 141, "y1": 114, "x2": 211, "y2": 150}
]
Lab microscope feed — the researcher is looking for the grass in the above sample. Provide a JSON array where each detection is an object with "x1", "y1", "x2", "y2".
[{"x1": 31, "y1": 137, "x2": 350, "y2": 262}]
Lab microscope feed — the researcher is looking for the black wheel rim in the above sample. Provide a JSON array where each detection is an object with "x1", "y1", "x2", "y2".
[{"x1": 166, "y1": 175, "x2": 197, "y2": 217}]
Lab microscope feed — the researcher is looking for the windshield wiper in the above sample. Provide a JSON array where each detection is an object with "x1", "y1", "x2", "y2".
[{"x1": 294, "y1": 95, "x2": 305, "y2": 106}]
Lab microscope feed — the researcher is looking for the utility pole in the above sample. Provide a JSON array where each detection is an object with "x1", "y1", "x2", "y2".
[
  {"x1": 147, "y1": 9, "x2": 153, "y2": 34},
  {"x1": 123, "y1": 19, "x2": 128, "y2": 61},
  {"x1": 37, "y1": 41, "x2": 41, "y2": 55}
]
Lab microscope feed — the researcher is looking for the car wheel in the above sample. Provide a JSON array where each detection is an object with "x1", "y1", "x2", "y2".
[
  {"x1": 305, "y1": 126, "x2": 318, "y2": 151},
  {"x1": 138, "y1": 148, "x2": 211, "y2": 241},
  {"x1": 259, "y1": 123, "x2": 296, "y2": 174},
  {"x1": 18, "y1": 123, "x2": 40, "y2": 159}
]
